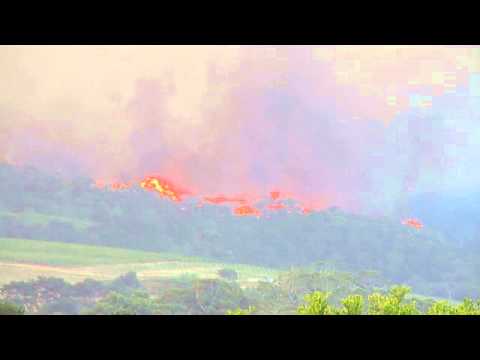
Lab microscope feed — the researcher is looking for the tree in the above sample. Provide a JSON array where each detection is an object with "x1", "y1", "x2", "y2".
[
  {"x1": 192, "y1": 279, "x2": 249, "y2": 315},
  {"x1": 0, "y1": 301, "x2": 25, "y2": 315},
  {"x1": 217, "y1": 268, "x2": 238, "y2": 281},
  {"x1": 297, "y1": 285, "x2": 421, "y2": 315},
  {"x1": 86, "y1": 291, "x2": 160, "y2": 315},
  {"x1": 226, "y1": 306, "x2": 256, "y2": 315},
  {"x1": 367, "y1": 286, "x2": 419, "y2": 315},
  {"x1": 426, "y1": 298, "x2": 480, "y2": 315},
  {"x1": 298, "y1": 292, "x2": 335, "y2": 315},
  {"x1": 110, "y1": 272, "x2": 143, "y2": 293},
  {"x1": 340, "y1": 294, "x2": 364, "y2": 315},
  {"x1": 38, "y1": 298, "x2": 82, "y2": 315}
]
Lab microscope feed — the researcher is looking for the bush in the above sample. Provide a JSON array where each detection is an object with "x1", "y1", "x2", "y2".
[
  {"x1": 297, "y1": 285, "x2": 480, "y2": 315},
  {"x1": 38, "y1": 297, "x2": 82, "y2": 315},
  {"x1": 0, "y1": 301, "x2": 25, "y2": 315},
  {"x1": 298, "y1": 292, "x2": 335, "y2": 315},
  {"x1": 110, "y1": 272, "x2": 143, "y2": 292},
  {"x1": 226, "y1": 306, "x2": 256, "y2": 315},
  {"x1": 217, "y1": 268, "x2": 238, "y2": 281},
  {"x1": 86, "y1": 291, "x2": 160, "y2": 315}
]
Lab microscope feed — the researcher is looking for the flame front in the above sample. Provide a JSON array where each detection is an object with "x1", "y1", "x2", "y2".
[
  {"x1": 94, "y1": 177, "x2": 322, "y2": 218},
  {"x1": 139, "y1": 176, "x2": 189, "y2": 202}
]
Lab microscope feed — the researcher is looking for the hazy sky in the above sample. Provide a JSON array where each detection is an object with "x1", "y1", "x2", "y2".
[{"x1": 1, "y1": 45, "x2": 479, "y2": 214}]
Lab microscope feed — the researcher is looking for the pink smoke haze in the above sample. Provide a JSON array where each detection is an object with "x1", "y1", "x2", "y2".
[{"x1": 1, "y1": 45, "x2": 479, "y2": 214}]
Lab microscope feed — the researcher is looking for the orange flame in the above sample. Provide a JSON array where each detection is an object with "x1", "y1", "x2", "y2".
[
  {"x1": 402, "y1": 218, "x2": 423, "y2": 230},
  {"x1": 139, "y1": 176, "x2": 190, "y2": 202},
  {"x1": 267, "y1": 202, "x2": 287, "y2": 211},
  {"x1": 290, "y1": 203, "x2": 317, "y2": 215},
  {"x1": 110, "y1": 181, "x2": 133, "y2": 191},
  {"x1": 93, "y1": 180, "x2": 132, "y2": 191},
  {"x1": 95, "y1": 177, "x2": 329, "y2": 218},
  {"x1": 299, "y1": 207, "x2": 314, "y2": 215},
  {"x1": 203, "y1": 195, "x2": 246, "y2": 205},
  {"x1": 270, "y1": 191, "x2": 281, "y2": 201},
  {"x1": 93, "y1": 179, "x2": 106, "y2": 189},
  {"x1": 233, "y1": 205, "x2": 262, "y2": 217}
]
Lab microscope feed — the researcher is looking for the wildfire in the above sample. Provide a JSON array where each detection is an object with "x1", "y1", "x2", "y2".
[
  {"x1": 203, "y1": 195, "x2": 246, "y2": 205},
  {"x1": 288, "y1": 203, "x2": 316, "y2": 215},
  {"x1": 93, "y1": 180, "x2": 132, "y2": 191},
  {"x1": 402, "y1": 218, "x2": 423, "y2": 230},
  {"x1": 299, "y1": 207, "x2": 314, "y2": 215},
  {"x1": 233, "y1": 205, "x2": 262, "y2": 217},
  {"x1": 94, "y1": 177, "x2": 326, "y2": 218},
  {"x1": 93, "y1": 180, "x2": 106, "y2": 189},
  {"x1": 270, "y1": 191, "x2": 281, "y2": 201},
  {"x1": 267, "y1": 202, "x2": 287, "y2": 211},
  {"x1": 110, "y1": 182, "x2": 133, "y2": 191},
  {"x1": 139, "y1": 176, "x2": 189, "y2": 202}
]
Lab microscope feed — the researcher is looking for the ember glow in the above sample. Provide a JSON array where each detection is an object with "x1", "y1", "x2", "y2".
[
  {"x1": 93, "y1": 180, "x2": 132, "y2": 191},
  {"x1": 402, "y1": 218, "x2": 424, "y2": 230},
  {"x1": 270, "y1": 191, "x2": 281, "y2": 201},
  {"x1": 267, "y1": 202, "x2": 287, "y2": 211},
  {"x1": 203, "y1": 195, "x2": 246, "y2": 205},
  {"x1": 297, "y1": 206, "x2": 314, "y2": 215},
  {"x1": 233, "y1": 205, "x2": 262, "y2": 217},
  {"x1": 109, "y1": 182, "x2": 133, "y2": 191},
  {"x1": 93, "y1": 180, "x2": 106, "y2": 189}
]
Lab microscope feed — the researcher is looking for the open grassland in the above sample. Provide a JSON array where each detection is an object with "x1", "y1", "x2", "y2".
[
  {"x1": 0, "y1": 237, "x2": 202, "y2": 266},
  {"x1": 0, "y1": 238, "x2": 279, "y2": 287},
  {"x1": 0, "y1": 211, "x2": 95, "y2": 231}
]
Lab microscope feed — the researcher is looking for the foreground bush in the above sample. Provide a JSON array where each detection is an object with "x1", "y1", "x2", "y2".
[
  {"x1": 226, "y1": 306, "x2": 256, "y2": 315},
  {"x1": 297, "y1": 285, "x2": 480, "y2": 315}
]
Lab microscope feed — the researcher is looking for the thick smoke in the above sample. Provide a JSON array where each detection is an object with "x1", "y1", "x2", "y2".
[{"x1": 1, "y1": 45, "x2": 479, "y2": 214}]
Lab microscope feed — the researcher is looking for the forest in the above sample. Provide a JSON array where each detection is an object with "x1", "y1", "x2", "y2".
[
  {"x1": 0, "y1": 163, "x2": 479, "y2": 307},
  {"x1": 2, "y1": 269, "x2": 479, "y2": 315}
]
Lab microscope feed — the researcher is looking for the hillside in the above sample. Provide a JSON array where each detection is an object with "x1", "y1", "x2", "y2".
[
  {"x1": 0, "y1": 163, "x2": 479, "y2": 300},
  {"x1": 405, "y1": 191, "x2": 480, "y2": 249}
]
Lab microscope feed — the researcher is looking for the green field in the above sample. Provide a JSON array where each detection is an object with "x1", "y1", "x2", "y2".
[
  {"x1": 0, "y1": 237, "x2": 457, "y2": 310},
  {"x1": 0, "y1": 237, "x2": 205, "y2": 266},
  {"x1": 0, "y1": 211, "x2": 94, "y2": 231},
  {"x1": 0, "y1": 237, "x2": 279, "y2": 287}
]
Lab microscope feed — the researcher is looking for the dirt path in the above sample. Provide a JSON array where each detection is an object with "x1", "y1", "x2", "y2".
[
  {"x1": 0, "y1": 262, "x2": 114, "y2": 285},
  {"x1": 0, "y1": 260, "x2": 265, "y2": 288},
  {"x1": 0, "y1": 261, "x2": 220, "y2": 286}
]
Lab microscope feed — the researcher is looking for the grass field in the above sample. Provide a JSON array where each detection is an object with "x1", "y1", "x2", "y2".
[
  {"x1": 0, "y1": 237, "x2": 279, "y2": 287},
  {"x1": 0, "y1": 237, "x2": 452, "y2": 307},
  {"x1": 0, "y1": 211, "x2": 94, "y2": 231}
]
